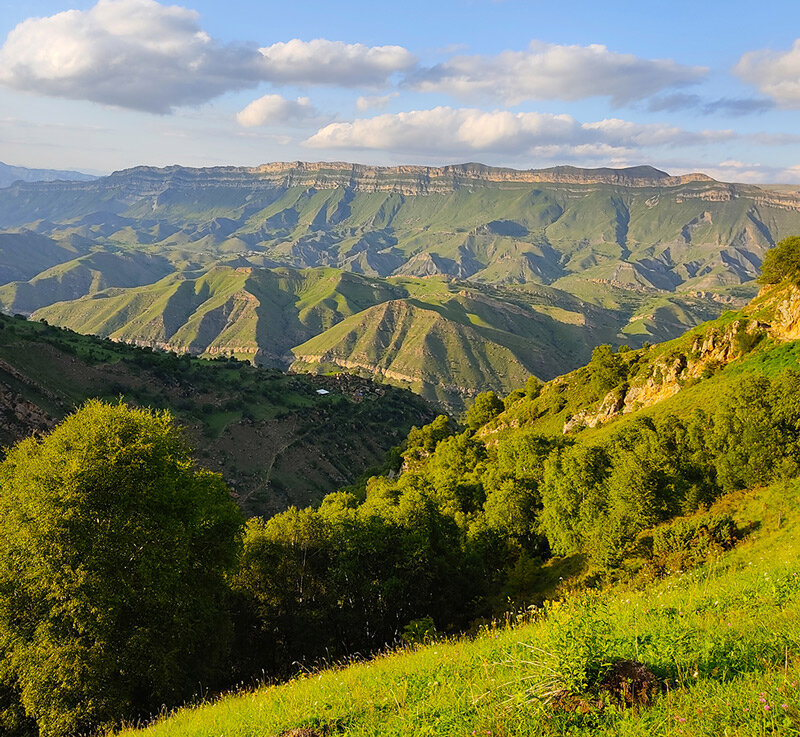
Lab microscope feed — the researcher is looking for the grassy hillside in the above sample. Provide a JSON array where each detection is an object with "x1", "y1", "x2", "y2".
[
  {"x1": 116, "y1": 478, "x2": 800, "y2": 737},
  {"x1": 31, "y1": 263, "x2": 735, "y2": 411},
  {"x1": 0, "y1": 314, "x2": 432, "y2": 515},
  {"x1": 479, "y1": 278, "x2": 800, "y2": 440},
  {"x1": 8, "y1": 261, "x2": 800, "y2": 737},
  {"x1": 0, "y1": 249, "x2": 173, "y2": 314}
]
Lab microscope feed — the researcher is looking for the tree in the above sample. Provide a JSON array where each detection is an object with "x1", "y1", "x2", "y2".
[
  {"x1": 465, "y1": 391, "x2": 504, "y2": 431},
  {"x1": 0, "y1": 400, "x2": 243, "y2": 737},
  {"x1": 759, "y1": 235, "x2": 800, "y2": 284},
  {"x1": 589, "y1": 344, "x2": 626, "y2": 396}
]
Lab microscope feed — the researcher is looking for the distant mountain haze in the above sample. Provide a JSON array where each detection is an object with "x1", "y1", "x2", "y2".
[{"x1": 0, "y1": 161, "x2": 97, "y2": 189}]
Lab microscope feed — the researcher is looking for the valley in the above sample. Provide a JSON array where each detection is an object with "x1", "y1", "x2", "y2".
[
  {"x1": 4, "y1": 162, "x2": 800, "y2": 737},
  {"x1": 0, "y1": 314, "x2": 432, "y2": 516},
  {"x1": 0, "y1": 162, "x2": 789, "y2": 408}
]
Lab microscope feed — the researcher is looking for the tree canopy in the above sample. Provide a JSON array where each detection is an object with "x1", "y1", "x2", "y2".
[
  {"x1": 0, "y1": 400, "x2": 243, "y2": 737},
  {"x1": 759, "y1": 235, "x2": 800, "y2": 284}
]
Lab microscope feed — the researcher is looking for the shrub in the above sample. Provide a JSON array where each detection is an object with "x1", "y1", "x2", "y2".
[
  {"x1": 513, "y1": 593, "x2": 613, "y2": 705},
  {"x1": 650, "y1": 512, "x2": 737, "y2": 573}
]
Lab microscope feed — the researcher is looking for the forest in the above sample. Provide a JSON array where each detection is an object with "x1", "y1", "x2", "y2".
[{"x1": 0, "y1": 363, "x2": 797, "y2": 735}]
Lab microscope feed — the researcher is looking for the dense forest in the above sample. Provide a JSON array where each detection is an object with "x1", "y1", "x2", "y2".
[{"x1": 2, "y1": 240, "x2": 800, "y2": 735}]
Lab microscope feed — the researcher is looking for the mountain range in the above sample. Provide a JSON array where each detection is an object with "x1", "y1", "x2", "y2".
[
  {"x1": 1, "y1": 161, "x2": 798, "y2": 408},
  {"x1": 0, "y1": 160, "x2": 97, "y2": 189}
]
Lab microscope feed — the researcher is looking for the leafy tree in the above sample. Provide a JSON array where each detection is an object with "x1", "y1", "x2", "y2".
[
  {"x1": 759, "y1": 235, "x2": 800, "y2": 284},
  {"x1": 539, "y1": 445, "x2": 610, "y2": 557},
  {"x1": 589, "y1": 344, "x2": 627, "y2": 396},
  {"x1": 524, "y1": 375, "x2": 543, "y2": 399},
  {"x1": 0, "y1": 400, "x2": 243, "y2": 737},
  {"x1": 465, "y1": 391, "x2": 504, "y2": 431},
  {"x1": 403, "y1": 415, "x2": 454, "y2": 469},
  {"x1": 712, "y1": 375, "x2": 793, "y2": 491}
]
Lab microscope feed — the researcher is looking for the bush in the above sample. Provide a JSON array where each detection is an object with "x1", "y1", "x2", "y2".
[
  {"x1": 650, "y1": 513, "x2": 737, "y2": 573},
  {"x1": 514, "y1": 593, "x2": 613, "y2": 703}
]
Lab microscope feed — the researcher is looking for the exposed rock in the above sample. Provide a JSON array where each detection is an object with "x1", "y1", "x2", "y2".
[
  {"x1": 767, "y1": 284, "x2": 800, "y2": 341},
  {"x1": 564, "y1": 311, "x2": 775, "y2": 433}
]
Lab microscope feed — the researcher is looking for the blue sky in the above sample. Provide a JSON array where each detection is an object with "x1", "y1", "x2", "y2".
[{"x1": 2, "y1": 0, "x2": 800, "y2": 181}]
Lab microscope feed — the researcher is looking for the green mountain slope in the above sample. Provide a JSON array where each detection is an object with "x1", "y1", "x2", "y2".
[
  {"x1": 111, "y1": 273, "x2": 800, "y2": 737},
  {"x1": 3, "y1": 161, "x2": 799, "y2": 406},
  {"x1": 0, "y1": 232, "x2": 86, "y2": 283},
  {"x1": 117, "y1": 479, "x2": 800, "y2": 737},
  {"x1": 33, "y1": 265, "x2": 664, "y2": 410},
  {"x1": 1, "y1": 163, "x2": 794, "y2": 293},
  {"x1": 0, "y1": 249, "x2": 173, "y2": 315},
  {"x1": 33, "y1": 265, "x2": 403, "y2": 360}
]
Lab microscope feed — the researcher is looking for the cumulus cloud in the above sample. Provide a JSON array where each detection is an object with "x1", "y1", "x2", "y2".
[
  {"x1": 258, "y1": 40, "x2": 415, "y2": 87},
  {"x1": 304, "y1": 107, "x2": 734, "y2": 156},
  {"x1": 236, "y1": 94, "x2": 320, "y2": 127},
  {"x1": 735, "y1": 40, "x2": 800, "y2": 108},
  {"x1": 0, "y1": 0, "x2": 266, "y2": 112},
  {"x1": 407, "y1": 41, "x2": 706, "y2": 105},
  {"x1": 0, "y1": 1, "x2": 416, "y2": 113}
]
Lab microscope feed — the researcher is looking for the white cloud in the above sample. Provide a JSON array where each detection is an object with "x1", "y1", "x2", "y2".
[
  {"x1": 408, "y1": 41, "x2": 706, "y2": 105},
  {"x1": 356, "y1": 92, "x2": 399, "y2": 112},
  {"x1": 583, "y1": 118, "x2": 731, "y2": 147},
  {"x1": 0, "y1": 1, "x2": 416, "y2": 113},
  {"x1": 735, "y1": 40, "x2": 800, "y2": 108},
  {"x1": 304, "y1": 107, "x2": 734, "y2": 157},
  {"x1": 258, "y1": 39, "x2": 416, "y2": 87},
  {"x1": 0, "y1": 0, "x2": 268, "y2": 112},
  {"x1": 236, "y1": 94, "x2": 319, "y2": 127}
]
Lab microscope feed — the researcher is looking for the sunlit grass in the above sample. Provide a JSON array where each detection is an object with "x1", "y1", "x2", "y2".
[{"x1": 119, "y1": 481, "x2": 800, "y2": 737}]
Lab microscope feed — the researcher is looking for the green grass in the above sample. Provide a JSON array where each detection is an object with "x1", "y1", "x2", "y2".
[{"x1": 117, "y1": 479, "x2": 800, "y2": 737}]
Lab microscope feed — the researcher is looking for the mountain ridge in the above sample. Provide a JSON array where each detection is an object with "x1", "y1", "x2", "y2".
[
  {"x1": 0, "y1": 160, "x2": 97, "y2": 189},
  {"x1": 0, "y1": 161, "x2": 734, "y2": 199}
]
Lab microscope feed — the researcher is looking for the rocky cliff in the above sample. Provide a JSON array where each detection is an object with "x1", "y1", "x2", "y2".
[
  {"x1": 6, "y1": 161, "x2": 800, "y2": 210},
  {"x1": 563, "y1": 281, "x2": 800, "y2": 432}
]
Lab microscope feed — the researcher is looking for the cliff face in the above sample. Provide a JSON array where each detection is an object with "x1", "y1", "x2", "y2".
[
  {"x1": 6, "y1": 161, "x2": 798, "y2": 217},
  {"x1": 248, "y1": 161, "x2": 715, "y2": 193}
]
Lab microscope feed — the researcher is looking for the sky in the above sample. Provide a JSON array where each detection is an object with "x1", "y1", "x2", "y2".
[{"x1": 2, "y1": 0, "x2": 800, "y2": 181}]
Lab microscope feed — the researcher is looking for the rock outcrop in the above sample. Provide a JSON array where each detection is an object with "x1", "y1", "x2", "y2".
[
  {"x1": 562, "y1": 283, "x2": 800, "y2": 433},
  {"x1": 8, "y1": 162, "x2": 800, "y2": 212}
]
